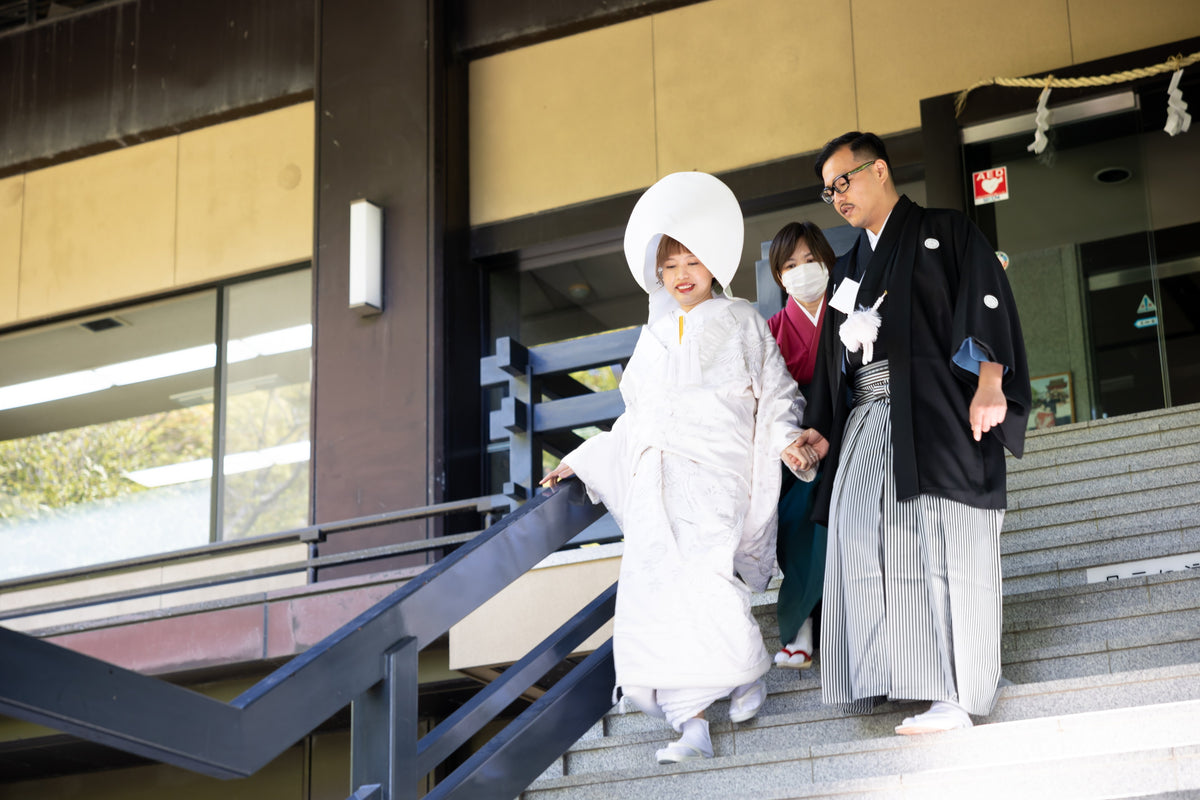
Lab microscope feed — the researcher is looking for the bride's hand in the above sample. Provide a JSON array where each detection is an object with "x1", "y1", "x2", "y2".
[{"x1": 539, "y1": 463, "x2": 576, "y2": 488}]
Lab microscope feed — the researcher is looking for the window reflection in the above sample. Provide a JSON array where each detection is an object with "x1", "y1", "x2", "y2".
[
  {"x1": 0, "y1": 293, "x2": 218, "y2": 579},
  {"x1": 222, "y1": 270, "x2": 312, "y2": 539},
  {"x1": 0, "y1": 267, "x2": 313, "y2": 579}
]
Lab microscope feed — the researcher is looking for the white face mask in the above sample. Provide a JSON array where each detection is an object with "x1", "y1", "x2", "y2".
[{"x1": 781, "y1": 262, "x2": 829, "y2": 303}]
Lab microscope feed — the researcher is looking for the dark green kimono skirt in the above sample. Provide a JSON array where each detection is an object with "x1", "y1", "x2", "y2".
[{"x1": 776, "y1": 466, "x2": 827, "y2": 647}]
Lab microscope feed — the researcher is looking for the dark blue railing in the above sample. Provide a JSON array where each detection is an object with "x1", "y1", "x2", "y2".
[{"x1": 0, "y1": 481, "x2": 613, "y2": 799}]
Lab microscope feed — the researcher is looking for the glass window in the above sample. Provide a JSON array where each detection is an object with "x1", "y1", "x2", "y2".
[
  {"x1": 963, "y1": 83, "x2": 1200, "y2": 423},
  {"x1": 222, "y1": 271, "x2": 312, "y2": 539},
  {"x1": 0, "y1": 293, "x2": 218, "y2": 579},
  {"x1": 0, "y1": 267, "x2": 312, "y2": 580}
]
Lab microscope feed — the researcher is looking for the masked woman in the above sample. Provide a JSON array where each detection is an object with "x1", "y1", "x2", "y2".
[
  {"x1": 541, "y1": 172, "x2": 814, "y2": 765},
  {"x1": 765, "y1": 222, "x2": 835, "y2": 670}
]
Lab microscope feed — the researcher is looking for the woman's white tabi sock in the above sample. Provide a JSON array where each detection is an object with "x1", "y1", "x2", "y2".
[
  {"x1": 654, "y1": 717, "x2": 713, "y2": 764},
  {"x1": 728, "y1": 678, "x2": 767, "y2": 722},
  {"x1": 788, "y1": 616, "x2": 814, "y2": 654},
  {"x1": 678, "y1": 717, "x2": 713, "y2": 757}
]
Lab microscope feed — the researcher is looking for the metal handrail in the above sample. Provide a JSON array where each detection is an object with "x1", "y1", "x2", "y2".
[
  {"x1": 0, "y1": 480, "x2": 613, "y2": 799},
  {"x1": 0, "y1": 495, "x2": 511, "y2": 592},
  {"x1": 0, "y1": 493, "x2": 514, "y2": 624}
]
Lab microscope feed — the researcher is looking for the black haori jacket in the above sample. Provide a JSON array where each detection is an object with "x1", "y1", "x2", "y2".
[{"x1": 805, "y1": 195, "x2": 1031, "y2": 524}]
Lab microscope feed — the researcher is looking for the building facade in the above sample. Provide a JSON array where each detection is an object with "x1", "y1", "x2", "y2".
[{"x1": 1, "y1": 0, "x2": 1198, "y2": 796}]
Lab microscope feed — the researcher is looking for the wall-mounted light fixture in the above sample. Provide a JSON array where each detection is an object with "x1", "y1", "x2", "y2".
[{"x1": 349, "y1": 199, "x2": 383, "y2": 315}]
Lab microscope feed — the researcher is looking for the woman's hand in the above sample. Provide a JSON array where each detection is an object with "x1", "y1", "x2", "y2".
[
  {"x1": 539, "y1": 463, "x2": 576, "y2": 489},
  {"x1": 783, "y1": 429, "x2": 828, "y2": 472}
]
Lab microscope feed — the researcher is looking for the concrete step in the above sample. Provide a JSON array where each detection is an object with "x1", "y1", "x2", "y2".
[
  {"x1": 559, "y1": 662, "x2": 1200, "y2": 779},
  {"x1": 1007, "y1": 425, "x2": 1200, "y2": 493},
  {"x1": 520, "y1": 405, "x2": 1200, "y2": 796},
  {"x1": 999, "y1": 570, "x2": 1200, "y2": 683},
  {"x1": 526, "y1": 664, "x2": 1200, "y2": 799},
  {"x1": 1012, "y1": 403, "x2": 1200, "y2": 467},
  {"x1": 1003, "y1": 627, "x2": 1200, "y2": 683},
  {"x1": 1006, "y1": 460, "x2": 1200, "y2": 515},
  {"x1": 1003, "y1": 567, "x2": 1200, "y2": 632},
  {"x1": 999, "y1": 512, "x2": 1200, "y2": 595},
  {"x1": 1000, "y1": 512, "x2": 1200, "y2": 563},
  {"x1": 533, "y1": 744, "x2": 1200, "y2": 800},
  {"x1": 753, "y1": 570, "x2": 1200, "y2": 688},
  {"x1": 1003, "y1": 479, "x2": 1200, "y2": 535},
  {"x1": 993, "y1": 407, "x2": 1200, "y2": 599},
  {"x1": 1003, "y1": 513, "x2": 1200, "y2": 568}
]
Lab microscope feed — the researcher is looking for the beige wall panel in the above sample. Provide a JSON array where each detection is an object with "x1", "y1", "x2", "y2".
[
  {"x1": 469, "y1": 20, "x2": 657, "y2": 225},
  {"x1": 449, "y1": 555, "x2": 620, "y2": 669},
  {"x1": 0, "y1": 566, "x2": 163, "y2": 613},
  {"x1": 853, "y1": 0, "x2": 1073, "y2": 135},
  {"x1": 0, "y1": 175, "x2": 22, "y2": 325},
  {"x1": 176, "y1": 103, "x2": 314, "y2": 285},
  {"x1": 159, "y1": 542, "x2": 308, "y2": 583},
  {"x1": 1068, "y1": 0, "x2": 1200, "y2": 64},
  {"x1": 2, "y1": 563, "x2": 163, "y2": 631},
  {"x1": 19, "y1": 140, "x2": 178, "y2": 320},
  {"x1": 654, "y1": 0, "x2": 858, "y2": 175}
]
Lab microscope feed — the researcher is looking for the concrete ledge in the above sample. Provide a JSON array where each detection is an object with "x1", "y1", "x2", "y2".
[{"x1": 12, "y1": 566, "x2": 429, "y2": 679}]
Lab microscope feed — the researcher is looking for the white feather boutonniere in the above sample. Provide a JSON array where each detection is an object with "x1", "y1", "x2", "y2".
[{"x1": 839, "y1": 292, "x2": 888, "y2": 364}]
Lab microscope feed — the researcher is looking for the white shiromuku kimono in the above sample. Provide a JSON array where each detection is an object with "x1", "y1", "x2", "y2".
[{"x1": 563, "y1": 293, "x2": 805, "y2": 726}]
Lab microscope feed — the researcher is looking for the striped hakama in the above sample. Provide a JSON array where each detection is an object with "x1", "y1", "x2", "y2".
[{"x1": 820, "y1": 360, "x2": 1004, "y2": 716}]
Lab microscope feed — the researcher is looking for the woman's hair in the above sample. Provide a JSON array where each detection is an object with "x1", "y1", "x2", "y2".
[
  {"x1": 654, "y1": 235, "x2": 723, "y2": 293},
  {"x1": 767, "y1": 222, "x2": 836, "y2": 289}
]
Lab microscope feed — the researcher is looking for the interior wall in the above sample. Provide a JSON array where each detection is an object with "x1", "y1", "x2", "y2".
[
  {"x1": 0, "y1": 103, "x2": 314, "y2": 328},
  {"x1": 468, "y1": 0, "x2": 1200, "y2": 225},
  {"x1": 1006, "y1": 245, "x2": 1093, "y2": 424}
]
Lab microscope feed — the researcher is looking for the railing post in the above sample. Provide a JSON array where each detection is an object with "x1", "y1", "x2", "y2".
[
  {"x1": 350, "y1": 638, "x2": 419, "y2": 800},
  {"x1": 495, "y1": 336, "x2": 535, "y2": 501}
]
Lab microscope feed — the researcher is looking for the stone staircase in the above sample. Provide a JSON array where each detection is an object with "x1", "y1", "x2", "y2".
[{"x1": 522, "y1": 403, "x2": 1200, "y2": 799}]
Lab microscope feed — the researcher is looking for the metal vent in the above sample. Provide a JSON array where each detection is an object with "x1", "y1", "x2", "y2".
[{"x1": 79, "y1": 316, "x2": 128, "y2": 333}]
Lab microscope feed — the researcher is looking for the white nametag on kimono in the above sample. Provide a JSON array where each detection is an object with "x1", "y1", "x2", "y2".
[{"x1": 829, "y1": 277, "x2": 860, "y2": 315}]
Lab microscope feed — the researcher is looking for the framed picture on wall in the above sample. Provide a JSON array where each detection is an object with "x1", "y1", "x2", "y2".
[{"x1": 1028, "y1": 372, "x2": 1074, "y2": 430}]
